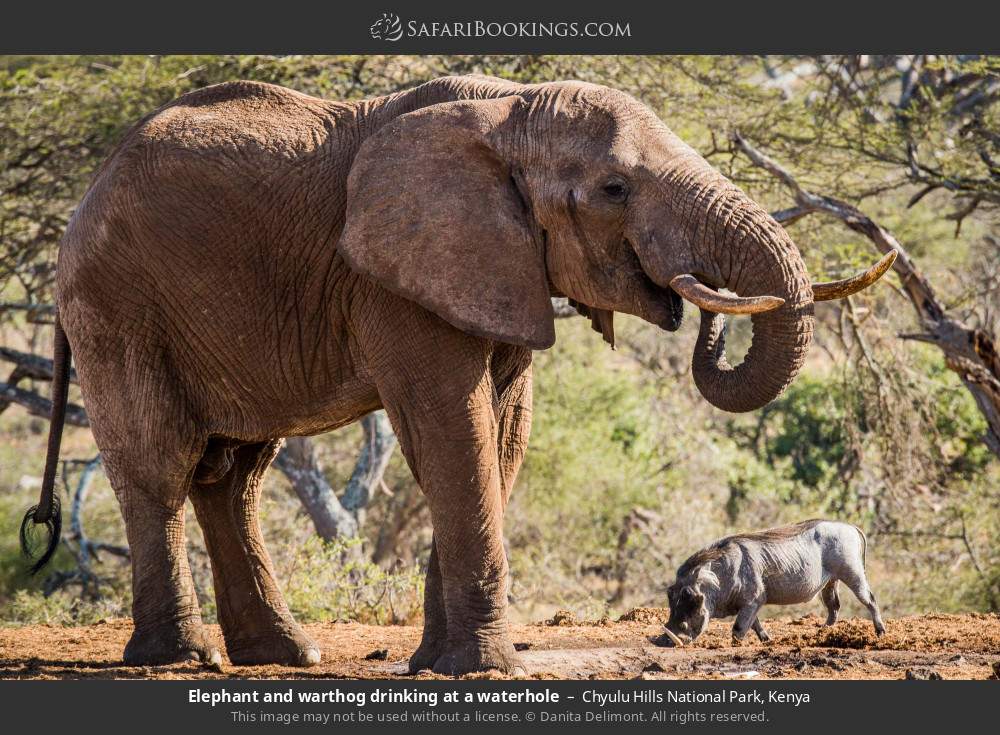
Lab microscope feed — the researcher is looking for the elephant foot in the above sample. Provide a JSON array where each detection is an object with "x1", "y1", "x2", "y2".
[
  {"x1": 431, "y1": 636, "x2": 525, "y2": 677},
  {"x1": 124, "y1": 619, "x2": 222, "y2": 667},
  {"x1": 224, "y1": 626, "x2": 321, "y2": 667},
  {"x1": 407, "y1": 631, "x2": 446, "y2": 674}
]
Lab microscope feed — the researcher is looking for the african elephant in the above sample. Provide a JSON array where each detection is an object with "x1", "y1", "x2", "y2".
[{"x1": 21, "y1": 75, "x2": 893, "y2": 675}]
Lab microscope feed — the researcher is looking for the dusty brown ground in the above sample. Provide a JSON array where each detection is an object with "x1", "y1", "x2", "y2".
[{"x1": 1, "y1": 610, "x2": 998, "y2": 680}]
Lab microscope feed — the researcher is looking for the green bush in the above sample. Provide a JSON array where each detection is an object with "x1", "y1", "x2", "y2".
[
  {"x1": 0, "y1": 588, "x2": 128, "y2": 626},
  {"x1": 282, "y1": 537, "x2": 423, "y2": 625}
]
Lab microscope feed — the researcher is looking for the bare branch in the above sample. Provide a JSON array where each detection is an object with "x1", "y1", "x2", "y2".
[
  {"x1": 341, "y1": 412, "x2": 397, "y2": 513},
  {"x1": 733, "y1": 131, "x2": 1000, "y2": 458},
  {"x1": 0, "y1": 382, "x2": 89, "y2": 427},
  {"x1": 0, "y1": 346, "x2": 79, "y2": 383},
  {"x1": 274, "y1": 436, "x2": 359, "y2": 541}
]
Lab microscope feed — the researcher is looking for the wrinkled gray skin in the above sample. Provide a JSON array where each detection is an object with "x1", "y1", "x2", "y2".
[
  {"x1": 23, "y1": 74, "x2": 889, "y2": 676},
  {"x1": 665, "y1": 520, "x2": 886, "y2": 644}
]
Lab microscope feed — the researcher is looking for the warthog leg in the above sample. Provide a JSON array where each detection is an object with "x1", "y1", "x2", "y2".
[
  {"x1": 732, "y1": 599, "x2": 765, "y2": 643},
  {"x1": 821, "y1": 580, "x2": 841, "y2": 626}
]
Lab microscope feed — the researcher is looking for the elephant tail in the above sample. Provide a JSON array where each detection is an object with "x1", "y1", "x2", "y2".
[{"x1": 20, "y1": 314, "x2": 71, "y2": 574}]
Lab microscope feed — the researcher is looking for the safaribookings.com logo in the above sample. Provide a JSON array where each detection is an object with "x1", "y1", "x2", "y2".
[
  {"x1": 369, "y1": 13, "x2": 631, "y2": 42},
  {"x1": 370, "y1": 13, "x2": 404, "y2": 41}
]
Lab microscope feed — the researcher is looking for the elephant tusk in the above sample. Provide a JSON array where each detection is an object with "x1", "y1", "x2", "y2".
[
  {"x1": 669, "y1": 274, "x2": 785, "y2": 315},
  {"x1": 812, "y1": 250, "x2": 897, "y2": 302},
  {"x1": 660, "y1": 627, "x2": 685, "y2": 648}
]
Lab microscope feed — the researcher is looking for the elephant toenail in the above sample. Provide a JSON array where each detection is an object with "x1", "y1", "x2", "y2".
[
  {"x1": 302, "y1": 648, "x2": 322, "y2": 666},
  {"x1": 208, "y1": 650, "x2": 223, "y2": 666}
]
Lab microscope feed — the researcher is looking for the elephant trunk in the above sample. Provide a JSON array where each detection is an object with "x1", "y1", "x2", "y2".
[
  {"x1": 647, "y1": 155, "x2": 815, "y2": 413},
  {"x1": 691, "y1": 281, "x2": 813, "y2": 414},
  {"x1": 690, "y1": 186, "x2": 814, "y2": 413}
]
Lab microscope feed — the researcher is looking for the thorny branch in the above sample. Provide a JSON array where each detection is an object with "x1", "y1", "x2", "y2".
[
  {"x1": 43, "y1": 456, "x2": 129, "y2": 598},
  {"x1": 732, "y1": 131, "x2": 1000, "y2": 459}
]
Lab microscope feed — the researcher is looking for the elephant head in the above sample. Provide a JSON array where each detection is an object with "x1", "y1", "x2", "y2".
[{"x1": 340, "y1": 82, "x2": 893, "y2": 413}]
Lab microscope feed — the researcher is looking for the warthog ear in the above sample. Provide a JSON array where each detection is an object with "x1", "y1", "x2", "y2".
[{"x1": 340, "y1": 96, "x2": 555, "y2": 350}]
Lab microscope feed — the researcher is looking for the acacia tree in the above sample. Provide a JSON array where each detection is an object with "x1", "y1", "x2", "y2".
[{"x1": 731, "y1": 131, "x2": 1000, "y2": 458}]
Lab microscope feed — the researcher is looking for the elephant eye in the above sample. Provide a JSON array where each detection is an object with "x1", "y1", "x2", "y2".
[{"x1": 601, "y1": 180, "x2": 629, "y2": 203}]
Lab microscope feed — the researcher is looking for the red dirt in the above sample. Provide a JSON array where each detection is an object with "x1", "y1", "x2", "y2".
[{"x1": 1, "y1": 610, "x2": 998, "y2": 680}]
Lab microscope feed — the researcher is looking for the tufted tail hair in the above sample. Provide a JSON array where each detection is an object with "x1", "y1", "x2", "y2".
[{"x1": 20, "y1": 315, "x2": 71, "y2": 574}]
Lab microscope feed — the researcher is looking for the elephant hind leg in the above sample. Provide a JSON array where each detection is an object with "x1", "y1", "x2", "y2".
[
  {"x1": 68, "y1": 317, "x2": 222, "y2": 666},
  {"x1": 97, "y1": 445, "x2": 220, "y2": 667},
  {"x1": 189, "y1": 440, "x2": 320, "y2": 666}
]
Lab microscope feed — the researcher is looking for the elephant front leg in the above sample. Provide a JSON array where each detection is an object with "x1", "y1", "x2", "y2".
[
  {"x1": 379, "y1": 356, "x2": 522, "y2": 675},
  {"x1": 431, "y1": 493, "x2": 520, "y2": 676},
  {"x1": 416, "y1": 430, "x2": 520, "y2": 676},
  {"x1": 408, "y1": 351, "x2": 531, "y2": 675},
  {"x1": 407, "y1": 539, "x2": 448, "y2": 673}
]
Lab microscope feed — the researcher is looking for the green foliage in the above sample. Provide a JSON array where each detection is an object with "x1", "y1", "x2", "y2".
[
  {"x1": 507, "y1": 318, "x2": 683, "y2": 616},
  {"x1": 0, "y1": 588, "x2": 127, "y2": 626},
  {"x1": 761, "y1": 377, "x2": 852, "y2": 489},
  {"x1": 517, "y1": 321, "x2": 664, "y2": 529},
  {"x1": 282, "y1": 537, "x2": 423, "y2": 625},
  {"x1": 918, "y1": 356, "x2": 992, "y2": 478}
]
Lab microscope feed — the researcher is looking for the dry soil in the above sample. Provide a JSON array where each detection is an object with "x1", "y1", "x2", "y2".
[{"x1": 1, "y1": 610, "x2": 998, "y2": 680}]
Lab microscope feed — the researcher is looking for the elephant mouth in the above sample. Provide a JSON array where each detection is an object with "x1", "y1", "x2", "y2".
[
  {"x1": 633, "y1": 267, "x2": 683, "y2": 332},
  {"x1": 659, "y1": 284, "x2": 684, "y2": 331},
  {"x1": 625, "y1": 239, "x2": 684, "y2": 332}
]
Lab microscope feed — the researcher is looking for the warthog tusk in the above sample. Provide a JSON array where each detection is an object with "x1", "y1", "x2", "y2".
[
  {"x1": 812, "y1": 250, "x2": 897, "y2": 301},
  {"x1": 669, "y1": 275, "x2": 785, "y2": 315},
  {"x1": 660, "y1": 627, "x2": 685, "y2": 647}
]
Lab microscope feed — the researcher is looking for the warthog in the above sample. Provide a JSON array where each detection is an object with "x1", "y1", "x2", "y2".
[{"x1": 663, "y1": 519, "x2": 886, "y2": 645}]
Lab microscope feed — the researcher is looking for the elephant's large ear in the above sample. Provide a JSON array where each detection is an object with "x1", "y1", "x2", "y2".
[{"x1": 339, "y1": 97, "x2": 555, "y2": 349}]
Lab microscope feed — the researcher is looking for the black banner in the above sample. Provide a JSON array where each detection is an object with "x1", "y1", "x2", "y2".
[
  {"x1": 1, "y1": 679, "x2": 995, "y2": 733},
  {"x1": 2, "y1": 0, "x2": 998, "y2": 54}
]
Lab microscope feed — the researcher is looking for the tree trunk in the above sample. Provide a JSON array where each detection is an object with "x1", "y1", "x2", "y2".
[
  {"x1": 273, "y1": 411, "x2": 398, "y2": 542},
  {"x1": 274, "y1": 436, "x2": 359, "y2": 541}
]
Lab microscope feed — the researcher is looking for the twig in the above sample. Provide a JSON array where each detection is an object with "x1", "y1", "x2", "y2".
[
  {"x1": 958, "y1": 514, "x2": 999, "y2": 613},
  {"x1": 44, "y1": 455, "x2": 129, "y2": 599},
  {"x1": 732, "y1": 131, "x2": 1000, "y2": 459},
  {"x1": 0, "y1": 381, "x2": 89, "y2": 426}
]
